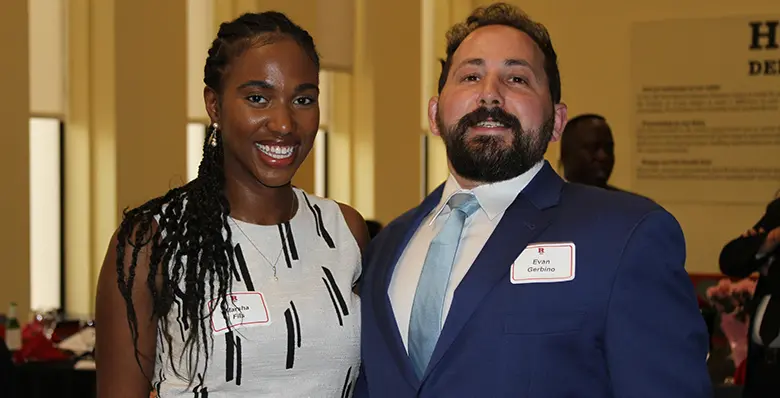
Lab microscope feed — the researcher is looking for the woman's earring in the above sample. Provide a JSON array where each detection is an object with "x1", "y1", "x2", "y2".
[{"x1": 209, "y1": 123, "x2": 219, "y2": 147}]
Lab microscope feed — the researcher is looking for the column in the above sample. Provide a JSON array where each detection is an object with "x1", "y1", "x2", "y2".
[
  {"x1": 0, "y1": 0, "x2": 31, "y2": 319},
  {"x1": 352, "y1": 0, "x2": 423, "y2": 223},
  {"x1": 66, "y1": 0, "x2": 187, "y2": 314},
  {"x1": 422, "y1": 0, "x2": 477, "y2": 193},
  {"x1": 65, "y1": 0, "x2": 92, "y2": 315},
  {"x1": 326, "y1": 71, "x2": 354, "y2": 205}
]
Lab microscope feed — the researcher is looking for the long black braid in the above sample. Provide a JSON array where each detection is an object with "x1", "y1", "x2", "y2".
[{"x1": 115, "y1": 11, "x2": 319, "y2": 385}]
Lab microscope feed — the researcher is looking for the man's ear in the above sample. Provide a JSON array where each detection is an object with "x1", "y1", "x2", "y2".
[
  {"x1": 550, "y1": 102, "x2": 568, "y2": 142},
  {"x1": 428, "y1": 96, "x2": 441, "y2": 137},
  {"x1": 204, "y1": 86, "x2": 220, "y2": 124}
]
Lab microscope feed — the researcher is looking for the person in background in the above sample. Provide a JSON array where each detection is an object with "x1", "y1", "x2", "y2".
[
  {"x1": 95, "y1": 12, "x2": 368, "y2": 398},
  {"x1": 356, "y1": 3, "x2": 710, "y2": 397},
  {"x1": 559, "y1": 113, "x2": 620, "y2": 190},
  {"x1": 720, "y1": 194, "x2": 780, "y2": 397}
]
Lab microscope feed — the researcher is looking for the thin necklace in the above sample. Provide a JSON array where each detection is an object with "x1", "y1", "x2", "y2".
[{"x1": 230, "y1": 193, "x2": 297, "y2": 282}]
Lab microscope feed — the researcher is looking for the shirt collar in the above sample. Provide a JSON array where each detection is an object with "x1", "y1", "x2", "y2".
[{"x1": 429, "y1": 160, "x2": 544, "y2": 223}]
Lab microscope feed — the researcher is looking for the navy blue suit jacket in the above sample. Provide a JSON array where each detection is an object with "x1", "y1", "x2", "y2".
[{"x1": 355, "y1": 162, "x2": 711, "y2": 397}]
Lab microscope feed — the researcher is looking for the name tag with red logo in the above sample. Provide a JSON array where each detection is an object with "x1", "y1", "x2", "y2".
[
  {"x1": 208, "y1": 291, "x2": 271, "y2": 334},
  {"x1": 510, "y1": 242, "x2": 576, "y2": 284}
]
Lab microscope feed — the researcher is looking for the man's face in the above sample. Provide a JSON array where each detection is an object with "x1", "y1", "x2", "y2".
[
  {"x1": 563, "y1": 118, "x2": 615, "y2": 187},
  {"x1": 429, "y1": 25, "x2": 568, "y2": 184}
]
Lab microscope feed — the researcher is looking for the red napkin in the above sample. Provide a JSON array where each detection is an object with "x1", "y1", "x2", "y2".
[{"x1": 11, "y1": 321, "x2": 70, "y2": 363}]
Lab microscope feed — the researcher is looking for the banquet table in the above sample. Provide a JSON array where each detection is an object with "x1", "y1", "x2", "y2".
[
  {"x1": 3, "y1": 358, "x2": 744, "y2": 398},
  {"x1": 714, "y1": 384, "x2": 743, "y2": 398},
  {"x1": 11, "y1": 359, "x2": 96, "y2": 398}
]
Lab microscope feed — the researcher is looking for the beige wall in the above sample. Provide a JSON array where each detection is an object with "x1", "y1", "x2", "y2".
[
  {"x1": 14, "y1": 0, "x2": 190, "y2": 317},
  {"x1": 64, "y1": 0, "x2": 188, "y2": 315},
  {"x1": 216, "y1": 0, "x2": 354, "y2": 72},
  {"x1": 26, "y1": 0, "x2": 67, "y2": 314},
  {"x1": 351, "y1": 0, "x2": 424, "y2": 222},
  {"x1": 29, "y1": 0, "x2": 66, "y2": 117},
  {"x1": 1, "y1": 0, "x2": 31, "y2": 320},
  {"x1": 188, "y1": 0, "x2": 214, "y2": 122}
]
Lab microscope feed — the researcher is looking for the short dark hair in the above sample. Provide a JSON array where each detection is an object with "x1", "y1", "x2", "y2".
[
  {"x1": 437, "y1": 3, "x2": 561, "y2": 104},
  {"x1": 563, "y1": 113, "x2": 606, "y2": 135},
  {"x1": 560, "y1": 113, "x2": 608, "y2": 158}
]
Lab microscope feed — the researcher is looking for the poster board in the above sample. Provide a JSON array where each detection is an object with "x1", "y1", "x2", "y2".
[{"x1": 631, "y1": 16, "x2": 780, "y2": 204}]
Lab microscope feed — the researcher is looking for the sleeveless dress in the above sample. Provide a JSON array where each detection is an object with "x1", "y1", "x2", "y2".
[{"x1": 152, "y1": 188, "x2": 362, "y2": 397}]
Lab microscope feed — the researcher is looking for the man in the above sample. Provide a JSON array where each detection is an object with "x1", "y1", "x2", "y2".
[
  {"x1": 560, "y1": 114, "x2": 648, "y2": 199},
  {"x1": 355, "y1": 3, "x2": 711, "y2": 397},
  {"x1": 720, "y1": 195, "x2": 780, "y2": 397},
  {"x1": 559, "y1": 113, "x2": 619, "y2": 189}
]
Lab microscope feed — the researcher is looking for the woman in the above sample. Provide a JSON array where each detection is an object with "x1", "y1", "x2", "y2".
[
  {"x1": 720, "y1": 194, "x2": 780, "y2": 397},
  {"x1": 95, "y1": 12, "x2": 369, "y2": 397}
]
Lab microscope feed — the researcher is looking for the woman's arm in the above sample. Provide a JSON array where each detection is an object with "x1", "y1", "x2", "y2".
[{"x1": 95, "y1": 226, "x2": 161, "y2": 397}]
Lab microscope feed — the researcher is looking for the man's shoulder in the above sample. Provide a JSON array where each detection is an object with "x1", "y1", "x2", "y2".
[
  {"x1": 559, "y1": 182, "x2": 677, "y2": 232},
  {"x1": 563, "y1": 182, "x2": 660, "y2": 213},
  {"x1": 557, "y1": 184, "x2": 685, "y2": 269},
  {"x1": 606, "y1": 184, "x2": 655, "y2": 202}
]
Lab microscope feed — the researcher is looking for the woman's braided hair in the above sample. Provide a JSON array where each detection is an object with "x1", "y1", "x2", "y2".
[{"x1": 115, "y1": 11, "x2": 319, "y2": 383}]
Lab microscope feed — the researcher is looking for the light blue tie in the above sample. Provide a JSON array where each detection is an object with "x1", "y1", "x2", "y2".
[{"x1": 408, "y1": 193, "x2": 480, "y2": 377}]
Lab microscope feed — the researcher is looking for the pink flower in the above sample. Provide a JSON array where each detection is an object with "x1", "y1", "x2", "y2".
[
  {"x1": 707, "y1": 277, "x2": 755, "y2": 321},
  {"x1": 706, "y1": 278, "x2": 733, "y2": 299},
  {"x1": 732, "y1": 278, "x2": 757, "y2": 295}
]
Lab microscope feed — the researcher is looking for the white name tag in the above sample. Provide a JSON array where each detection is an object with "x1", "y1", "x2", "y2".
[
  {"x1": 510, "y1": 242, "x2": 576, "y2": 284},
  {"x1": 208, "y1": 291, "x2": 271, "y2": 334}
]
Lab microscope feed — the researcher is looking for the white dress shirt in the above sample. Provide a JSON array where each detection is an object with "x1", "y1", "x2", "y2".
[{"x1": 389, "y1": 161, "x2": 544, "y2": 351}]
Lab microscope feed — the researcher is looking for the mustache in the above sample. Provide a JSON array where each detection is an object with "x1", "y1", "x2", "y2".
[{"x1": 455, "y1": 106, "x2": 521, "y2": 133}]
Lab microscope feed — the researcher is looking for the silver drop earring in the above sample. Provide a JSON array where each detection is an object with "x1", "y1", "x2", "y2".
[{"x1": 209, "y1": 122, "x2": 219, "y2": 147}]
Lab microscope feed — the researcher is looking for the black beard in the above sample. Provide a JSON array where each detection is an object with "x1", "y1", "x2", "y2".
[{"x1": 438, "y1": 106, "x2": 554, "y2": 183}]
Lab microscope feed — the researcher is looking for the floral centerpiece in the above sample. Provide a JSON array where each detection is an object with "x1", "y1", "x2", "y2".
[{"x1": 706, "y1": 277, "x2": 757, "y2": 378}]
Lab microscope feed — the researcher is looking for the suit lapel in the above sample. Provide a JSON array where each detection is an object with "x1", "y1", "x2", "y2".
[
  {"x1": 424, "y1": 163, "x2": 564, "y2": 378},
  {"x1": 371, "y1": 184, "x2": 445, "y2": 388}
]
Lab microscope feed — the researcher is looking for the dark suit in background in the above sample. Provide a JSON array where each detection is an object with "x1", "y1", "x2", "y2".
[{"x1": 720, "y1": 197, "x2": 780, "y2": 397}]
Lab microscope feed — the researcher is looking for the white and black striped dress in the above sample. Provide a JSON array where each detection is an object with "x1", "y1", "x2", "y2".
[{"x1": 152, "y1": 188, "x2": 362, "y2": 397}]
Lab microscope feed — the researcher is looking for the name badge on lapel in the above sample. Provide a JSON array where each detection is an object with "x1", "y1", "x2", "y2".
[{"x1": 510, "y1": 242, "x2": 576, "y2": 284}]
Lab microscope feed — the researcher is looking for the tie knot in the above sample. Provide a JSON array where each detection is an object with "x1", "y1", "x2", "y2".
[{"x1": 447, "y1": 193, "x2": 479, "y2": 217}]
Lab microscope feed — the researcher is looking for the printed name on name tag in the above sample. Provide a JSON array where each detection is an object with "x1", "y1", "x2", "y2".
[
  {"x1": 208, "y1": 291, "x2": 271, "y2": 334},
  {"x1": 510, "y1": 242, "x2": 576, "y2": 284}
]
